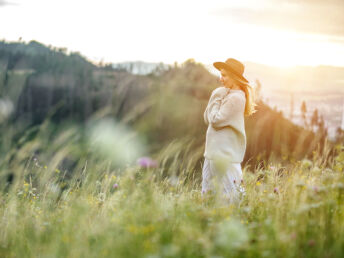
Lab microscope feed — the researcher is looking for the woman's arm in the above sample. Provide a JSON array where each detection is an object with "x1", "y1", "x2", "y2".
[
  {"x1": 208, "y1": 92, "x2": 246, "y2": 129},
  {"x1": 204, "y1": 96, "x2": 222, "y2": 125},
  {"x1": 204, "y1": 87, "x2": 229, "y2": 126}
]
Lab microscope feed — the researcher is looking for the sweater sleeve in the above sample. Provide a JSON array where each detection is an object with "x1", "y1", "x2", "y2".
[
  {"x1": 208, "y1": 93, "x2": 246, "y2": 129},
  {"x1": 204, "y1": 87, "x2": 229, "y2": 126},
  {"x1": 204, "y1": 96, "x2": 222, "y2": 125},
  {"x1": 204, "y1": 107, "x2": 209, "y2": 125}
]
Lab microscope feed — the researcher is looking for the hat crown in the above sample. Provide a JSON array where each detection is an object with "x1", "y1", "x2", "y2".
[
  {"x1": 213, "y1": 57, "x2": 249, "y2": 84},
  {"x1": 224, "y1": 58, "x2": 245, "y2": 76}
]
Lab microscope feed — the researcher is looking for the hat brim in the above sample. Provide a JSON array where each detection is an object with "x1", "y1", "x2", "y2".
[{"x1": 213, "y1": 61, "x2": 249, "y2": 84}]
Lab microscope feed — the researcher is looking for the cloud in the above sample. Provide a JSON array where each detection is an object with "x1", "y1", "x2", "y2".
[{"x1": 211, "y1": 0, "x2": 344, "y2": 38}]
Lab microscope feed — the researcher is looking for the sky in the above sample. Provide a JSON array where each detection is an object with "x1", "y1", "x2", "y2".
[{"x1": 1, "y1": 0, "x2": 344, "y2": 67}]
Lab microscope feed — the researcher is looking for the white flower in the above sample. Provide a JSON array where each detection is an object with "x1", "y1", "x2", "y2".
[{"x1": 215, "y1": 218, "x2": 249, "y2": 250}]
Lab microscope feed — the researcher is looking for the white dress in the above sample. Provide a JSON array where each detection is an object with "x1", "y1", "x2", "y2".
[
  {"x1": 201, "y1": 157, "x2": 246, "y2": 205},
  {"x1": 202, "y1": 87, "x2": 247, "y2": 205}
]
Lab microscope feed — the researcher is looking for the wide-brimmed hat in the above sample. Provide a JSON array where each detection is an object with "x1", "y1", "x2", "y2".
[{"x1": 213, "y1": 58, "x2": 249, "y2": 85}]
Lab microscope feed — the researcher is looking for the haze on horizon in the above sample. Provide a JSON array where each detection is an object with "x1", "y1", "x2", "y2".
[{"x1": 1, "y1": 0, "x2": 344, "y2": 68}]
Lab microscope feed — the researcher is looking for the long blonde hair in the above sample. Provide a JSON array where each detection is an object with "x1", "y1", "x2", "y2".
[
  {"x1": 239, "y1": 83, "x2": 257, "y2": 116},
  {"x1": 224, "y1": 70, "x2": 257, "y2": 116}
]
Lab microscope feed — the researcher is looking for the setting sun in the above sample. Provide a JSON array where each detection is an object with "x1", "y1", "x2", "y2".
[{"x1": 1, "y1": 0, "x2": 343, "y2": 68}]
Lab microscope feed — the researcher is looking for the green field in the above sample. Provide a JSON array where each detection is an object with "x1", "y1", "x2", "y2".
[
  {"x1": 1, "y1": 137, "x2": 343, "y2": 258},
  {"x1": 0, "y1": 40, "x2": 343, "y2": 258}
]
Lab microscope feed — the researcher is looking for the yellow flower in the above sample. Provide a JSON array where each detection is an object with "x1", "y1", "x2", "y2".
[
  {"x1": 143, "y1": 239, "x2": 153, "y2": 252},
  {"x1": 62, "y1": 235, "x2": 70, "y2": 243},
  {"x1": 44, "y1": 165, "x2": 47, "y2": 169},
  {"x1": 55, "y1": 168, "x2": 60, "y2": 173},
  {"x1": 112, "y1": 175, "x2": 117, "y2": 180},
  {"x1": 126, "y1": 225, "x2": 138, "y2": 234},
  {"x1": 142, "y1": 224, "x2": 155, "y2": 235},
  {"x1": 256, "y1": 181, "x2": 261, "y2": 186}
]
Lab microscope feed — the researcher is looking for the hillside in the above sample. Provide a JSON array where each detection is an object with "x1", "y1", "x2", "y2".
[{"x1": 0, "y1": 40, "x2": 329, "y2": 172}]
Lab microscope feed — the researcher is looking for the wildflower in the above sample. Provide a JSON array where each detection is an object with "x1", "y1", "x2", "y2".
[
  {"x1": 274, "y1": 187, "x2": 279, "y2": 194},
  {"x1": 301, "y1": 159, "x2": 312, "y2": 169},
  {"x1": 137, "y1": 156, "x2": 158, "y2": 168},
  {"x1": 113, "y1": 183, "x2": 118, "y2": 189},
  {"x1": 308, "y1": 239, "x2": 315, "y2": 247},
  {"x1": 44, "y1": 165, "x2": 47, "y2": 169},
  {"x1": 86, "y1": 119, "x2": 146, "y2": 167},
  {"x1": 334, "y1": 183, "x2": 344, "y2": 190},
  {"x1": 112, "y1": 175, "x2": 117, "y2": 180},
  {"x1": 55, "y1": 168, "x2": 60, "y2": 173},
  {"x1": 290, "y1": 232, "x2": 297, "y2": 240},
  {"x1": 168, "y1": 175, "x2": 179, "y2": 186},
  {"x1": 215, "y1": 218, "x2": 249, "y2": 250},
  {"x1": 256, "y1": 181, "x2": 261, "y2": 186}
]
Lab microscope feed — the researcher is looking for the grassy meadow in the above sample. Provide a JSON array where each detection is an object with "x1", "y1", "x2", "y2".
[
  {"x1": 1, "y1": 41, "x2": 343, "y2": 258},
  {"x1": 0, "y1": 123, "x2": 343, "y2": 258}
]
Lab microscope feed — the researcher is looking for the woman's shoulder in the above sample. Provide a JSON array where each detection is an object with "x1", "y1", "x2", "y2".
[
  {"x1": 210, "y1": 87, "x2": 245, "y2": 102},
  {"x1": 225, "y1": 89, "x2": 246, "y2": 105},
  {"x1": 229, "y1": 89, "x2": 245, "y2": 95},
  {"x1": 211, "y1": 86, "x2": 229, "y2": 96}
]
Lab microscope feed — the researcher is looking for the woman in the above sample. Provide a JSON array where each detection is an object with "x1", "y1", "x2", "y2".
[{"x1": 202, "y1": 58, "x2": 256, "y2": 205}]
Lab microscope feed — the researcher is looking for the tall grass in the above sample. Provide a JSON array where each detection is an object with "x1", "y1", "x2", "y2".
[{"x1": 0, "y1": 122, "x2": 343, "y2": 258}]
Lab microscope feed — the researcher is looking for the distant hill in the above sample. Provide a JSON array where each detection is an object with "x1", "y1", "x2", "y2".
[
  {"x1": 240, "y1": 61, "x2": 344, "y2": 140},
  {"x1": 0, "y1": 40, "x2": 329, "y2": 170},
  {"x1": 112, "y1": 61, "x2": 169, "y2": 75}
]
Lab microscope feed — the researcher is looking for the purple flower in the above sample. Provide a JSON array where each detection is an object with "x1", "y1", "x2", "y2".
[
  {"x1": 137, "y1": 157, "x2": 158, "y2": 168},
  {"x1": 113, "y1": 183, "x2": 118, "y2": 189},
  {"x1": 274, "y1": 187, "x2": 279, "y2": 194}
]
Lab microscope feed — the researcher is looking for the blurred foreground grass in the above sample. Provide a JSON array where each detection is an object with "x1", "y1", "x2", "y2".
[{"x1": 0, "y1": 122, "x2": 344, "y2": 258}]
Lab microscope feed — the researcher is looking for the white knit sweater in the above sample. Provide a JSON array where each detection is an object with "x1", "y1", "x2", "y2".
[{"x1": 203, "y1": 86, "x2": 246, "y2": 163}]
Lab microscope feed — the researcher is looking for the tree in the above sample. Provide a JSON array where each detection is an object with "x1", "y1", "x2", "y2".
[
  {"x1": 289, "y1": 92, "x2": 294, "y2": 121},
  {"x1": 317, "y1": 114, "x2": 328, "y2": 138},
  {"x1": 310, "y1": 108, "x2": 319, "y2": 132},
  {"x1": 301, "y1": 100, "x2": 308, "y2": 128},
  {"x1": 335, "y1": 127, "x2": 344, "y2": 143},
  {"x1": 255, "y1": 79, "x2": 262, "y2": 102}
]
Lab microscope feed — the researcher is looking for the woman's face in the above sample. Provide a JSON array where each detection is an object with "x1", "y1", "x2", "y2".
[{"x1": 220, "y1": 69, "x2": 234, "y2": 88}]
